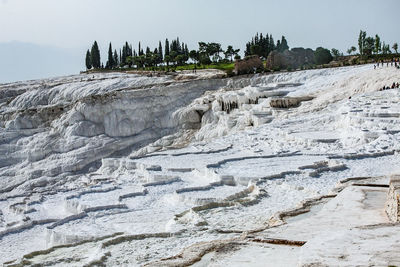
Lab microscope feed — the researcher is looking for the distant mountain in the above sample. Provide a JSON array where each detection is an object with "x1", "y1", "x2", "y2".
[{"x1": 0, "y1": 41, "x2": 85, "y2": 84}]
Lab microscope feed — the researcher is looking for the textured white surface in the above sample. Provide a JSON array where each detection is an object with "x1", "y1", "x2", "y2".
[{"x1": 0, "y1": 65, "x2": 400, "y2": 265}]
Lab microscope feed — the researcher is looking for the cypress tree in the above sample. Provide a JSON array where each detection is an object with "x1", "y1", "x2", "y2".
[
  {"x1": 265, "y1": 34, "x2": 270, "y2": 56},
  {"x1": 129, "y1": 44, "x2": 133, "y2": 57},
  {"x1": 158, "y1": 41, "x2": 163, "y2": 61},
  {"x1": 122, "y1": 45, "x2": 127, "y2": 65},
  {"x1": 138, "y1": 42, "x2": 143, "y2": 56},
  {"x1": 107, "y1": 42, "x2": 114, "y2": 69},
  {"x1": 269, "y1": 35, "x2": 275, "y2": 51},
  {"x1": 165, "y1": 38, "x2": 170, "y2": 56},
  {"x1": 90, "y1": 41, "x2": 101, "y2": 69},
  {"x1": 279, "y1": 36, "x2": 289, "y2": 52},
  {"x1": 85, "y1": 49, "x2": 92, "y2": 70},
  {"x1": 177, "y1": 37, "x2": 181, "y2": 53}
]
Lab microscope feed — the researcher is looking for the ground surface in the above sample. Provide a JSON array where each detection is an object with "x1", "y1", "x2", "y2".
[{"x1": 0, "y1": 65, "x2": 399, "y2": 266}]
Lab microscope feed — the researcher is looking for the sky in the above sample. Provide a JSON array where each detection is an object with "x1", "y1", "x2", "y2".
[{"x1": 0, "y1": 0, "x2": 399, "y2": 83}]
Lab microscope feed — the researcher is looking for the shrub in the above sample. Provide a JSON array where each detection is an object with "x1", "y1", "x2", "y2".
[{"x1": 314, "y1": 47, "x2": 333, "y2": 65}]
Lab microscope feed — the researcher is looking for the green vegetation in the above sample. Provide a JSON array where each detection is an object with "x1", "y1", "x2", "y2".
[
  {"x1": 90, "y1": 41, "x2": 101, "y2": 69},
  {"x1": 84, "y1": 29, "x2": 398, "y2": 75},
  {"x1": 357, "y1": 30, "x2": 398, "y2": 58},
  {"x1": 314, "y1": 47, "x2": 333, "y2": 65},
  {"x1": 85, "y1": 37, "x2": 239, "y2": 72},
  {"x1": 244, "y1": 32, "x2": 276, "y2": 59},
  {"x1": 175, "y1": 63, "x2": 235, "y2": 71}
]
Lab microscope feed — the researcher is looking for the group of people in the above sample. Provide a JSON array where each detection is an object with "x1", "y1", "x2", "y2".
[
  {"x1": 374, "y1": 58, "x2": 400, "y2": 69},
  {"x1": 379, "y1": 82, "x2": 400, "y2": 91}
]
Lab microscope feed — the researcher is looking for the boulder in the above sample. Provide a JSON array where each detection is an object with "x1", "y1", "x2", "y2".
[
  {"x1": 266, "y1": 48, "x2": 315, "y2": 70},
  {"x1": 265, "y1": 50, "x2": 291, "y2": 70},
  {"x1": 234, "y1": 55, "x2": 263, "y2": 75},
  {"x1": 269, "y1": 96, "x2": 314, "y2": 108},
  {"x1": 386, "y1": 174, "x2": 400, "y2": 222}
]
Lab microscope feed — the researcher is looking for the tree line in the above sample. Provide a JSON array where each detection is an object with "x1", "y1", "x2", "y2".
[
  {"x1": 345, "y1": 30, "x2": 398, "y2": 57},
  {"x1": 85, "y1": 30, "x2": 399, "y2": 71},
  {"x1": 85, "y1": 38, "x2": 243, "y2": 70},
  {"x1": 84, "y1": 33, "x2": 291, "y2": 70}
]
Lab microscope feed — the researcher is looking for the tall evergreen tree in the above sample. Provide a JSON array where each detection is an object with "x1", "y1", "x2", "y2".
[
  {"x1": 113, "y1": 49, "x2": 119, "y2": 68},
  {"x1": 358, "y1": 30, "x2": 366, "y2": 56},
  {"x1": 106, "y1": 42, "x2": 114, "y2": 69},
  {"x1": 85, "y1": 50, "x2": 92, "y2": 70},
  {"x1": 164, "y1": 39, "x2": 170, "y2": 66},
  {"x1": 138, "y1": 42, "x2": 144, "y2": 56},
  {"x1": 158, "y1": 41, "x2": 163, "y2": 62},
  {"x1": 245, "y1": 33, "x2": 277, "y2": 58},
  {"x1": 269, "y1": 34, "x2": 275, "y2": 51},
  {"x1": 276, "y1": 40, "x2": 281, "y2": 51},
  {"x1": 279, "y1": 36, "x2": 289, "y2": 52},
  {"x1": 165, "y1": 39, "x2": 170, "y2": 56},
  {"x1": 393, "y1": 43, "x2": 398, "y2": 54},
  {"x1": 90, "y1": 41, "x2": 101, "y2": 69},
  {"x1": 374, "y1": 34, "x2": 381, "y2": 54}
]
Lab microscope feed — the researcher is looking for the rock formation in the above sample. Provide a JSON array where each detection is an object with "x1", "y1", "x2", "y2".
[
  {"x1": 269, "y1": 96, "x2": 314, "y2": 108},
  {"x1": 234, "y1": 55, "x2": 263, "y2": 75},
  {"x1": 266, "y1": 48, "x2": 315, "y2": 70},
  {"x1": 386, "y1": 174, "x2": 400, "y2": 222}
]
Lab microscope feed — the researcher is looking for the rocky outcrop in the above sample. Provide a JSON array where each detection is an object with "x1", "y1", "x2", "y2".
[
  {"x1": 269, "y1": 96, "x2": 314, "y2": 108},
  {"x1": 234, "y1": 55, "x2": 263, "y2": 75},
  {"x1": 266, "y1": 48, "x2": 315, "y2": 70},
  {"x1": 386, "y1": 174, "x2": 400, "y2": 222}
]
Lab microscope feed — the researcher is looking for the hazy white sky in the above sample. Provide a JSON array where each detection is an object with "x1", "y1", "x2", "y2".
[
  {"x1": 1, "y1": 0, "x2": 399, "y2": 51},
  {"x1": 0, "y1": 0, "x2": 399, "y2": 82}
]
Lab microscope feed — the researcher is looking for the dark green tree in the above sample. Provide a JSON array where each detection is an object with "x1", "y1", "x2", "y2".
[
  {"x1": 158, "y1": 41, "x2": 163, "y2": 62},
  {"x1": 374, "y1": 34, "x2": 381, "y2": 54},
  {"x1": 85, "y1": 50, "x2": 92, "y2": 70},
  {"x1": 393, "y1": 43, "x2": 398, "y2": 54},
  {"x1": 363, "y1": 37, "x2": 375, "y2": 56},
  {"x1": 245, "y1": 33, "x2": 275, "y2": 58},
  {"x1": 106, "y1": 42, "x2": 114, "y2": 69},
  {"x1": 189, "y1": 50, "x2": 199, "y2": 64},
  {"x1": 276, "y1": 40, "x2": 281, "y2": 51},
  {"x1": 358, "y1": 30, "x2": 366, "y2": 56},
  {"x1": 278, "y1": 36, "x2": 289, "y2": 52},
  {"x1": 331, "y1": 48, "x2": 340, "y2": 60},
  {"x1": 121, "y1": 42, "x2": 132, "y2": 66},
  {"x1": 224, "y1": 45, "x2": 237, "y2": 62},
  {"x1": 269, "y1": 34, "x2": 275, "y2": 51},
  {"x1": 164, "y1": 39, "x2": 170, "y2": 66},
  {"x1": 113, "y1": 49, "x2": 119, "y2": 68},
  {"x1": 382, "y1": 42, "x2": 391, "y2": 54},
  {"x1": 90, "y1": 41, "x2": 101, "y2": 69},
  {"x1": 314, "y1": 47, "x2": 333, "y2": 65},
  {"x1": 347, "y1": 46, "x2": 357, "y2": 55},
  {"x1": 126, "y1": 56, "x2": 133, "y2": 68}
]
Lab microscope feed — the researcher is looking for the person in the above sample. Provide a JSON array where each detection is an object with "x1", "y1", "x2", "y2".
[
  {"x1": 392, "y1": 82, "x2": 396, "y2": 89},
  {"x1": 374, "y1": 65, "x2": 376, "y2": 69},
  {"x1": 396, "y1": 82, "x2": 399, "y2": 88}
]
